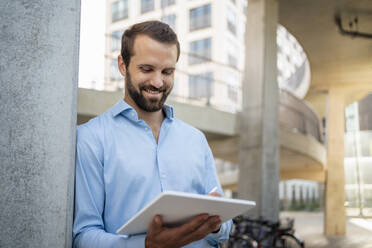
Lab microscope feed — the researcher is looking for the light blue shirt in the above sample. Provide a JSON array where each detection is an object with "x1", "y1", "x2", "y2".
[{"x1": 73, "y1": 100, "x2": 232, "y2": 248}]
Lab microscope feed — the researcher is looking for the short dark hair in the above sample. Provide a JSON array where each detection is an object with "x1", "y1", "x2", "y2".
[{"x1": 121, "y1": 20, "x2": 180, "y2": 68}]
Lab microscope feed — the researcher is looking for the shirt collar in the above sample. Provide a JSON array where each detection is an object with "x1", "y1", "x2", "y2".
[
  {"x1": 163, "y1": 104, "x2": 174, "y2": 120},
  {"x1": 111, "y1": 100, "x2": 132, "y2": 117},
  {"x1": 111, "y1": 100, "x2": 174, "y2": 120}
]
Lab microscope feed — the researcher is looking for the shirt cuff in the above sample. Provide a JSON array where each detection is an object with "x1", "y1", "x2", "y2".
[{"x1": 205, "y1": 220, "x2": 231, "y2": 244}]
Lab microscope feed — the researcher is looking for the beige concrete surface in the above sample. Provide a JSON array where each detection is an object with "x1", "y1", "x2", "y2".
[
  {"x1": 280, "y1": 0, "x2": 372, "y2": 93},
  {"x1": 325, "y1": 88, "x2": 346, "y2": 235}
]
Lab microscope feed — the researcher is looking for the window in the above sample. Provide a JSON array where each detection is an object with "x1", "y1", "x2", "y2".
[
  {"x1": 228, "y1": 85, "x2": 238, "y2": 102},
  {"x1": 227, "y1": 72, "x2": 239, "y2": 102},
  {"x1": 189, "y1": 38, "x2": 211, "y2": 65},
  {"x1": 161, "y1": 0, "x2": 176, "y2": 8},
  {"x1": 189, "y1": 4, "x2": 211, "y2": 31},
  {"x1": 227, "y1": 7, "x2": 237, "y2": 35},
  {"x1": 227, "y1": 39, "x2": 238, "y2": 68},
  {"x1": 188, "y1": 72, "x2": 213, "y2": 101},
  {"x1": 161, "y1": 14, "x2": 176, "y2": 31},
  {"x1": 242, "y1": 0, "x2": 247, "y2": 14},
  {"x1": 141, "y1": 0, "x2": 154, "y2": 14},
  {"x1": 112, "y1": 0, "x2": 128, "y2": 22},
  {"x1": 111, "y1": 31, "x2": 122, "y2": 51},
  {"x1": 110, "y1": 59, "x2": 122, "y2": 81},
  {"x1": 228, "y1": 54, "x2": 238, "y2": 68}
]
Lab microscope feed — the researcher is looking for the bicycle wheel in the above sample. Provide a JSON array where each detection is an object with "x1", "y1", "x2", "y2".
[
  {"x1": 227, "y1": 236, "x2": 257, "y2": 248},
  {"x1": 274, "y1": 233, "x2": 304, "y2": 248}
]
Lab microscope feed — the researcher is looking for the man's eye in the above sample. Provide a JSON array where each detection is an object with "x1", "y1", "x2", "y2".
[
  {"x1": 141, "y1": 67, "x2": 152, "y2": 72},
  {"x1": 163, "y1": 70, "x2": 174, "y2": 75}
]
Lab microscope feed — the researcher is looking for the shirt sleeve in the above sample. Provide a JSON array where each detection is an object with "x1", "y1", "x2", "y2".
[
  {"x1": 201, "y1": 135, "x2": 233, "y2": 245},
  {"x1": 73, "y1": 124, "x2": 144, "y2": 248}
]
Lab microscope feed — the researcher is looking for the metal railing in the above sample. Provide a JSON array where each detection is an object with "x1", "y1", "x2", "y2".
[
  {"x1": 279, "y1": 90, "x2": 323, "y2": 143},
  {"x1": 84, "y1": 42, "x2": 323, "y2": 144}
]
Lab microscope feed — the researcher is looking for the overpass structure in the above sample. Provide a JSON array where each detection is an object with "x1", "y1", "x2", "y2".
[
  {"x1": 279, "y1": 0, "x2": 372, "y2": 236},
  {"x1": 77, "y1": 88, "x2": 326, "y2": 186}
]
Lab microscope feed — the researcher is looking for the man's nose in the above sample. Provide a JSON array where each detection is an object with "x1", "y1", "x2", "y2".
[{"x1": 149, "y1": 72, "x2": 164, "y2": 89}]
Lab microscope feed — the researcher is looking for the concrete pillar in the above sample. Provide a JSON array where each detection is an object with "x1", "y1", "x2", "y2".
[
  {"x1": 238, "y1": 0, "x2": 280, "y2": 221},
  {"x1": 325, "y1": 88, "x2": 346, "y2": 235},
  {"x1": 0, "y1": 1, "x2": 80, "y2": 247}
]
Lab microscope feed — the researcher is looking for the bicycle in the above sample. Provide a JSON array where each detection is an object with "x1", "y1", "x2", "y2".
[{"x1": 226, "y1": 216, "x2": 305, "y2": 248}]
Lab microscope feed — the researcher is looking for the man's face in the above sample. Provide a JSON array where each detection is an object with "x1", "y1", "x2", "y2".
[{"x1": 120, "y1": 34, "x2": 178, "y2": 112}]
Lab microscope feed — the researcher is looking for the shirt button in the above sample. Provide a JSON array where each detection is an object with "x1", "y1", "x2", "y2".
[
  {"x1": 161, "y1": 174, "x2": 166, "y2": 179},
  {"x1": 131, "y1": 113, "x2": 135, "y2": 116},
  {"x1": 145, "y1": 127, "x2": 148, "y2": 131}
]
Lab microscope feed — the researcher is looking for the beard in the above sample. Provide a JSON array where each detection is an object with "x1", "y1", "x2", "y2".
[{"x1": 125, "y1": 71, "x2": 172, "y2": 112}]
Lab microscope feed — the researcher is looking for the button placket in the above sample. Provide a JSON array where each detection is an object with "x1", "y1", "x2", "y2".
[{"x1": 156, "y1": 145, "x2": 167, "y2": 190}]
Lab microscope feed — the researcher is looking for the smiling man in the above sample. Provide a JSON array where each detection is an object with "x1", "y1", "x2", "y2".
[{"x1": 73, "y1": 21, "x2": 232, "y2": 248}]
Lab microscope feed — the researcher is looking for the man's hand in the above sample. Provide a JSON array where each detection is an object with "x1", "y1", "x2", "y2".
[{"x1": 145, "y1": 213, "x2": 222, "y2": 248}]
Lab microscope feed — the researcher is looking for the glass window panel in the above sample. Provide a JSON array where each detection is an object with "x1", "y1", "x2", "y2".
[
  {"x1": 227, "y1": 72, "x2": 239, "y2": 102},
  {"x1": 188, "y1": 72, "x2": 214, "y2": 100},
  {"x1": 111, "y1": 30, "x2": 122, "y2": 51},
  {"x1": 161, "y1": 0, "x2": 176, "y2": 8},
  {"x1": 110, "y1": 59, "x2": 122, "y2": 81},
  {"x1": 141, "y1": 0, "x2": 155, "y2": 14},
  {"x1": 161, "y1": 14, "x2": 176, "y2": 31},
  {"x1": 242, "y1": 0, "x2": 247, "y2": 14},
  {"x1": 189, "y1": 38, "x2": 211, "y2": 65},
  {"x1": 227, "y1": 7, "x2": 237, "y2": 35},
  {"x1": 227, "y1": 39, "x2": 238, "y2": 67},
  {"x1": 189, "y1": 4, "x2": 211, "y2": 31},
  {"x1": 112, "y1": 0, "x2": 128, "y2": 22}
]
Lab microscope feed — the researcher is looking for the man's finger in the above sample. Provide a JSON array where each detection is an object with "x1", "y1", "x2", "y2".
[
  {"x1": 191, "y1": 216, "x2": 221, "y2": 237},
  {"x1": 175, "y1": 214, "x2": 209, "y2": 236},
  {"x1": 208, "y1": 192, "x2": 221, "y2": 197},
  {"x1": 178, "y1": 215, "x2": 221, "y2": 245},
  {"x1": 148, "y1": 215, "x2": 163, "y2": 236}
]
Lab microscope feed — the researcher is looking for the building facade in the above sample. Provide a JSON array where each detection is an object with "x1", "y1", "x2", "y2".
[{"x1": 105, "y1": 0, "x2": 248, "y2": 113}]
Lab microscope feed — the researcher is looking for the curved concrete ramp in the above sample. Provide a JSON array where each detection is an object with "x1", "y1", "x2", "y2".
[{"x1": 77, "y1": 88, "x2": 326, "y2": 185}]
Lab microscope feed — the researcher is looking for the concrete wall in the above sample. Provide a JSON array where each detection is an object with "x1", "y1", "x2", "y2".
[{"x1": 0, "y1": 1, "x2": 80, "y2": 247}]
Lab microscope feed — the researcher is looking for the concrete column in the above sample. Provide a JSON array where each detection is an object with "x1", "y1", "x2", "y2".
[
  {"x1": 0, "y1": 1, "x2": 80, "y2": 247},
  {"x1": 238, "y1": 0, "x2": 280, "y2": 221},
  {"x1": 325, "y1": 88, "x2": 346, "y2": 235}
]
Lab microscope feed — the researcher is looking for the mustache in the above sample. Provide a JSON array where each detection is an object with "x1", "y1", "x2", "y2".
[{"x1": 139, "y1": 84, "x2": 167, "y2": 92}]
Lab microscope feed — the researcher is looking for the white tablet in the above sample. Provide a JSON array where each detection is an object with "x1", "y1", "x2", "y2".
[{"x1": 116, "y1": 191, "x2": 255, "y2": 235}]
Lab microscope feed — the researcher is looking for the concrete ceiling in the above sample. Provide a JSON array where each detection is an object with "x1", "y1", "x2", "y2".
[{"x1": 279, "y1": 0, "x2": 372, "y2": 117}]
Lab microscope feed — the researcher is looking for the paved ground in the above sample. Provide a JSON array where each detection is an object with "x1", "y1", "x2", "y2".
[{"x1": 280, "y1": 211, "x2": 372, "y2": 248}]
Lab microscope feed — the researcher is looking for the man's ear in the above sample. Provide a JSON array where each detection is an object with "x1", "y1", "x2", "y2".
[{"x1": 118, "y1": 55, "x2": 127, "y2": 76}]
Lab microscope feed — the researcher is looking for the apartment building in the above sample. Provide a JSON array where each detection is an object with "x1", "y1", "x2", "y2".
[
  {"x1": 104, "y1": 0, "x2": 247, "y2": 112},
  {"x1": 104, "y1": 0, "x2": 311, "y2": 114}
]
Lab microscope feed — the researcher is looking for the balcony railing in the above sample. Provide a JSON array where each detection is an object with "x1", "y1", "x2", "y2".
[
  {"x1": 279, "y1": 90, "x2": 323, "y2": 143},
  {"x1": 82, "y1": 77, "x2": 323, "y2": 145}
]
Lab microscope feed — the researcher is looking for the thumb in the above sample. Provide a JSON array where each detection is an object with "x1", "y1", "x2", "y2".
[
  {"x1": 148, "y1": 215, "x2": 163, "y2": 236},
  {"x1": 153, "y1": 215, "x2": 163, "y2": 229}
]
